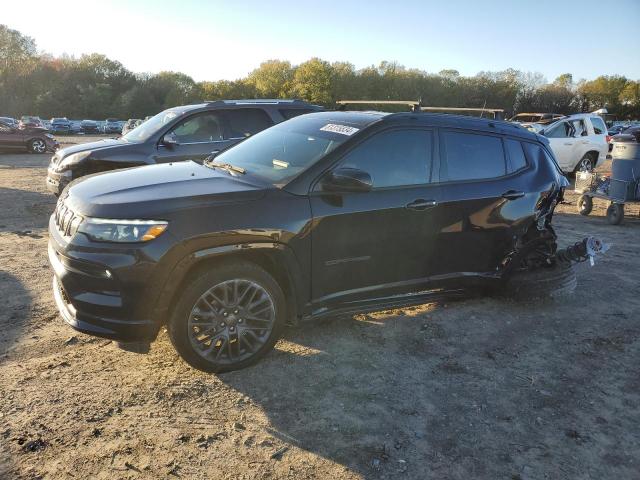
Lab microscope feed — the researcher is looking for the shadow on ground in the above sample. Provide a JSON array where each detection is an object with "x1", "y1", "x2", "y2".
[
  {"x1": 0, "y1": 270, "x2": 32, "y2": 358},
  {"x1": 217, "y1": 289, "x2": 640, "y2": 478}
]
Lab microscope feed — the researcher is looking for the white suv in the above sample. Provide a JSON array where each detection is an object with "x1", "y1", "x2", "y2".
[{"x1": 540, "y1": 114, "x2": 609, "y2": 173}]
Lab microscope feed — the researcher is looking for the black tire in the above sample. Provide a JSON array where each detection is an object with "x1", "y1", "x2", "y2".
[
  {"x1": 575, "y1": 153, "x2": 595, "y2": 173},
  {"x1": 606, "y1": 203, "x2": 624, "y2": 225},
  {"x1": 29, "y1": 138, "x2": 47, "y2": 154},
  {"x1": 577, "y1": 195, "x2": 593, "y2": 216},
  {"x1": 503, "y1": 262, "x2": 577, "y2": 301},
  {"x1": 168, "y1": 261, "x2": 286, "y2": 373}
]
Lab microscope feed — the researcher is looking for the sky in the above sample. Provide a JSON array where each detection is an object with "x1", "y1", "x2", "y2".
[{"x1": 3, "y1": 0, "x2": 640, "y2": 82}]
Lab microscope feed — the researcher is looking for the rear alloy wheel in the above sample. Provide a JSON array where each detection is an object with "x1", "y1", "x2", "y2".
[
  {"x1": 576, "y1": 154, "x2": 594, "y2": 173},
  {"x1": 606, "y1": 203, "x2": 624, "y2": 225},
  {"x1": 169, "y1": 262, "x2": 285, "y2": 373},
  {"x1": 29, "y1": 138, "x2": 47, "y2": 153},
  {"x1": 577, "y1": 195, "x2": 593, "y2": 216}
]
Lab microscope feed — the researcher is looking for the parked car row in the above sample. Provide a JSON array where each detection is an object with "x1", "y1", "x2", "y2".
[
  {"x1": 0, "y1": 116, "x2": 127, "y2": 135},
  {"x1": 46, "y1": 98, "x2": 576, "y2": 373}
]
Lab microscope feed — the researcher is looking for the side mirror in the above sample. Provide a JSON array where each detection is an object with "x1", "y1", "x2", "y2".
[
  {"x1": 538, "y1": 129, "x2": 545, "y2": 136},
  {"x1": 320, "y1": 167, "x2": 372, "y2": 193},
  {"x1": 162, "y1": 132, "x2": 179, "y2": 147}
]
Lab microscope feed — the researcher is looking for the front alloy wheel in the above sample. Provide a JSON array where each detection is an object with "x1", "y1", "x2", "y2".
[
  {"x1": 30, "y1": 138, "x2": 47, "y2": 153},
  {"x1": 169, "y1": 262, "x2": 285, "y2": 372}
]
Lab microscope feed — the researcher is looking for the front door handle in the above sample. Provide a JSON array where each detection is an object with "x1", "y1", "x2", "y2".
[
  {"x1": 502, "y1": 190, "x2": 525, "y2": 200},
  {"x1": 406, "y1": 199, "x2": 438, "y2": 210}
]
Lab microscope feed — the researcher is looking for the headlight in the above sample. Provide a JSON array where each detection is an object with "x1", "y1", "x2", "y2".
[
  {"x1": 45, "y1": 133, "x2": 55, "y2": 139},
  {"x1": 55, "y1": 151, "x2": 91, "y2": 172},
  {"x1": 78, "y1": 218, "x2": 168, "y2": 243}
]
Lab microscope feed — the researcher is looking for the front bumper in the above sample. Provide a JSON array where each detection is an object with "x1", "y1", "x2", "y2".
[{"x1": 48, "y1": 217, "x2": 165, "y2": 342}]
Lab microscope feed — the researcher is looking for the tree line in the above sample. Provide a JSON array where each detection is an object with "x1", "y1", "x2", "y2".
[{"x1": 1, "y1": 25, "x2": 639, "y2": 120}]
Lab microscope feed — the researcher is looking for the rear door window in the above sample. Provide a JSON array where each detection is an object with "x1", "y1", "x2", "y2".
[
  {"x1": 225, "y1": 108, "x2": 273, "y2": 138},
  {"x1": 440, "y1": 130, "x2": 506, "y2": 181}
]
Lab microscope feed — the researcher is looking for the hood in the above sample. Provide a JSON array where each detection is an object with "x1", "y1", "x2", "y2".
[
  {"x1": 57, "y1": 138, "x2": 127, "y2": 158},
  {"x1": 65, "y1": 160, "x2": 269, "y2": 218}
]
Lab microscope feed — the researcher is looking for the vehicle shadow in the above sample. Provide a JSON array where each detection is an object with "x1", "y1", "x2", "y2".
[
  {"x1": 0, "y1": 270, "x2": 32, "y2": 359},
  {"x1": 217, "y1": 300, "x2": 496, "y2": 478},
  {"x1": 213, "y1": 285, "x2": 639, "y2": 479}
]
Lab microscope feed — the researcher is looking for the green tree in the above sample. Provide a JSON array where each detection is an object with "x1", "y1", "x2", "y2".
[
  {"x1": 247, "y1": 60, "x2": 293, "y2": 98},
  {"x1": 291, "y1": 58, "x2": 333, "y2": 104}
]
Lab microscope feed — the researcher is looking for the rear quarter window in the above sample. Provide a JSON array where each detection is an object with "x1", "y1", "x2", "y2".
[
  {"x1": 505, "y1": 138, "x2": 528, "y2": 172},
  {"x1": 440, "y1": 130, "x2": 506, "y2": 181},
  {"x1": 523, "y1": 141, "x2": 562, "y2": 172}
]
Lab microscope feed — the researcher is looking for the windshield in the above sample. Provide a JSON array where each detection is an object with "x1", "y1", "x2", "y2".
[
  {"x1": 211, "y1": 115, "x2": 357, "y2": 186},
  {"x1": 123, "y1": 109, "x2": 180, "y2": 142}
]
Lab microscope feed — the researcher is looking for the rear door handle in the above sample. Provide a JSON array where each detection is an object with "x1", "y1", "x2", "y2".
[
  {"x1": 502, "y1": 190, "x2": 525, "y2": 200},
  {"x1": 406, "y1": 199, "x2": 438, "y2": 210}
]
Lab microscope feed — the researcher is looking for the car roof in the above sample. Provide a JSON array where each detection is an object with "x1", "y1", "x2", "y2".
[
  {"x1": 558, "y1": 113, "x2": 599, "y2": 120},
  {"x1": 380, "y1": 112, "x2": 540, "y2": 140},
  {"x1": 294, "y1": 110, "x2": 388, "y2": 128},
  {"x1": 183, "y1": 99, "x2": 324, "y2": 112}
]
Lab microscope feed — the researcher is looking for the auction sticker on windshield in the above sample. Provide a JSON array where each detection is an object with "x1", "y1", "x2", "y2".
[{"x1": 320, "y1": 124, "x2": 360, "y2": 136}]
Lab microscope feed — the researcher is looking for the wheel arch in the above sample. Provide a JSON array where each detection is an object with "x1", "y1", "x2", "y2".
[
  {"x1": 574, "y1": 150, "x2": 600, "y2": 172},
  {"x1": 156, "y1": 242, "x2": 306, "y2": 326}
]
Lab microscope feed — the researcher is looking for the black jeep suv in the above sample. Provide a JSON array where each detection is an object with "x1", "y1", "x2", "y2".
[
  {"x1": 46, "y1": 99, "x2": 323, "y2": 195},
  {"x1": 49, "y1": 111, "x2": 569, "y2": 372}
]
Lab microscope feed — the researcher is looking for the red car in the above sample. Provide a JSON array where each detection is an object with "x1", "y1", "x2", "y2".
[{"x1": 0, "y1": 119, "x2": 59, "y2": 153}]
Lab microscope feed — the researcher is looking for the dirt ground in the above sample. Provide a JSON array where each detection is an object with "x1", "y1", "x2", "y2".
[{"x1": 1, "y1": 142, "x2": 639, "y2": 479}]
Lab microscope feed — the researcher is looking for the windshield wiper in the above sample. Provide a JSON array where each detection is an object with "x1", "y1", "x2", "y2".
[{"x1": 204, "y1": 160, "x2": 246, "y2": 175}]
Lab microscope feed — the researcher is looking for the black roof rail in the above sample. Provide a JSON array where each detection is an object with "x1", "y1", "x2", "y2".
[
  {"x1": 204, "y1": 98, "x2": 312, "y2": 105},
  {"x1": 336, "y1": 100, "x2": 505, "y2": 119}
]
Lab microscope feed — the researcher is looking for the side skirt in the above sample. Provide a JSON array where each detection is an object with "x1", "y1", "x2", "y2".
[{"x1": 301, "y1": 287, "x2": 467, "y2": 322}]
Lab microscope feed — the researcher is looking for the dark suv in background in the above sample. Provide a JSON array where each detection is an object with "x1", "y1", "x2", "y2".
[
  {"x1": 46, "y1": 99, "x2": 323, "y2": 194},
  {"x1": 49, "y1": 111, "x2": 569, "y2": 373}
]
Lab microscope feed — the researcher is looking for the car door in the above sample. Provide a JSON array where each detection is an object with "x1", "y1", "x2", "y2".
[
  {"x1": 544, "y1": 120, "x2": 581, "y2": 172},
  {"x1": 0, "y1": 122, "x2": 21, "y2": 148},
  {"x1": 309, "y1": 128, "x2": 441, "y2": 306},
  {"x1": 432, "y1": 129, "x2": 525, "y2": 276},
  {"x1": 155, "y1": 111, "x2": 233, "y2": 163}
]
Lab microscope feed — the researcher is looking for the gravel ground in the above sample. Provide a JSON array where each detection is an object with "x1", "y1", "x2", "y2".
[{"x1": 0, "y1": 146, "x2": 639, "y2": 479}]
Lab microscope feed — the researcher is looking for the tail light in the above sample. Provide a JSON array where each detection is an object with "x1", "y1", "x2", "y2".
[{"x1": 606, "y1": 135, "x2": 612, "y2": 143}]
